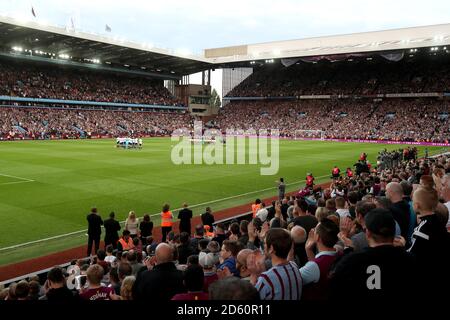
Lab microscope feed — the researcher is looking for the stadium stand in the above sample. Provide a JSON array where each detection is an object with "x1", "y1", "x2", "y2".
[
  {"x1": 214, "y1": 53, "x2": 450, "y2": 143},
  {"x1": 0, "y1": 107, "x2": 192, "y2": 139},
  {"x1": 0, "y1": 60, "x2": 183, "y2": 106},
  {"x1": 226, "y1": 54, "x2": 450, "y2": 97},
  {"x1": 0, "y1": 58, "x2": 192, "y2": 139},
  {"x1": 215, "y1": 99, "x2": 450, "y2": 143},
  {"x1": 2, "y1": 54, "x2": 450, "y2": 142}
]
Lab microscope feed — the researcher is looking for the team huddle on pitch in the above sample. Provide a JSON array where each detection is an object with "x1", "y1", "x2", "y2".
[{"x1": 116, "y1": 137, "x2": 143, "y2": 149}]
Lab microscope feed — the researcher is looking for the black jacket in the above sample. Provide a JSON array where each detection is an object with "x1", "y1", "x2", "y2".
[
  {"x1": 104, "y1": 218, "x2": 121, "y2": 242},
  {"x1": 389, "y1": 200, "x2": 410, "y2": 239},
  {"x1": 281, "y1": 203, "x2": 289, "y2": 220},
  {"x1": 329, "y1": 245, "x2": 417, "y2": 301},
  {"x1": 177, "y1": 243, "x2": 195, "y2": 264},
  {"x1": 294, "y1": 243, "x2": 308, "y2": 268},
  {"x1": 45, "y1": 287, "x2": 78, "y2": 302},
  {"x1": 408, "y1": 213, "x2": 450, "y2": 289},
  {"x1": 87, "y1": 213, "x2": 103, "y2": 237},
  {"x1": 139, "y1": 221, "x2": 154, "y2": 238},
  {"x1": 178, "y1": 208, "x2": 193, "y2": 234},
  {"x1": 201, "y1": 212, "x2": 215, "y2": 229},
  {"x1": 212, "y1": 234, "x2": 227, "y2": 247},
  {"x1": 266, "y1": 207, "x2": 276, "y2": 222},
  {"x1": 190, "y1": 236, "x2": 204, "y2": 254},
  {"x1": 132, "y1": 262, "x2": 185, "y2": 300}
]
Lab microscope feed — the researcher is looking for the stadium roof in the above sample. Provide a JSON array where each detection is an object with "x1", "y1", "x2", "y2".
[
  {"x1": 205, "y1": 23, "x2": 450, "y2": 65},
  {"x1": 1, "y1": 15, "x2": 450, "y2": 77},
  {"x1": 0, "y1": 15, "x2": 212, "y2": 79}
]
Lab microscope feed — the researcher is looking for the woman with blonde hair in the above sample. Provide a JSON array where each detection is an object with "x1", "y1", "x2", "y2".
[
  {"x1": 125, "y1": 211, "x2": 139, "y2": 239},
  {"x1": 315, "y1": 207, "x2": 329, "y2": 222},
  {"x1": 120, "y1": 276, "x2": 135, "y2": 300},
  {"x1": 110, "y1": 275, "x2": 136, "y2": 300}
]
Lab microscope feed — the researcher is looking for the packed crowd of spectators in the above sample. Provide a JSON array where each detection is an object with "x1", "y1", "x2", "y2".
[
  {"x1": 0, "y1": 60, "x2": 182, "y2": 106},
  {"x1": 2, "y1": 151, "x2": 449, "y2": 301},
  {"x1": 216, "y1": 99, "x2": 450, "y2": 143},
  {"x1": 0, "y1": 107, "x2": 192, "y2": 139},
  {"x1": 226, "y1": 54, "x2": 450, "y2": 97},
  {"x1": 2, "y1": 54, "x2": 450, "y2": 143},
  {"x1": 2, "y1": 97, "x2": 449, "y2": 142}
]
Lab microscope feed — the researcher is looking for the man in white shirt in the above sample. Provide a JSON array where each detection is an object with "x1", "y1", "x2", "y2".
[
  {"x1": 335, "y1": 197, "x2": 350, "y2": 219},
  {"x1": 299, "y1": 218, "x2": 339, "y2": 300},
  {"x1": 256, "y1": 203, "x2": 269, "y2": 222}
]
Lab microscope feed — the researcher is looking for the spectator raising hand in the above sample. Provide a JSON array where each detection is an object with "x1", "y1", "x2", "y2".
[
  {"x1": 143, "y1": 254, "x2": 157, "y2": 271},
  {"x1": 246, "y1": 250, "x2": 266, "y2": 285},
  {"x1": 339, "y1": 216, "x2": 354, "y2": 238},
  {"x1": 305, "y1": 228, "x2": 317, "y2": 261},
  {"x1": 258, "y1": 221, "x2": 270, "y2": 241},
  {"x1": 247, "y1": 221, "x2": 257, "y2": 242},
  {"x1": 216, "y1": 266, "x2": 232, "y2": 280}
]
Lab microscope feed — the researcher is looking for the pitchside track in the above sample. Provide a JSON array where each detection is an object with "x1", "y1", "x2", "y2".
[{"x1": 0, "y1": 138, "x2": 444, "y2": 265}]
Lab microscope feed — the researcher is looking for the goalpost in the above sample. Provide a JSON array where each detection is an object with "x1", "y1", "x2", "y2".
[{"x1": 294, "y1": 129, "x2": 326, "y2": 141}]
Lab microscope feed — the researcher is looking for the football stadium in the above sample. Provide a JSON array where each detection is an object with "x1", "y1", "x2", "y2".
[{"x1": 0, "y1": 4, "x2": 449, "y2": 306}]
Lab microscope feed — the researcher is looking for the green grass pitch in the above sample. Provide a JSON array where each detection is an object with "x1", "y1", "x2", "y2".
[{"x1": 0, "y1": 138, "x2": 444, "y2": 266}]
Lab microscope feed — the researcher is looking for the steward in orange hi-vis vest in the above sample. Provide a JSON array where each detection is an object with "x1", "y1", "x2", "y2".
[
  {"x1": 118, "y1": 237, "x2": 134, "y2": 251},
  {"x1": 252, "y1": 201, "x2": 261, "y2": 218},
  {"x1": 117, "y1": 230, "x2": 134, "y2": 251},
  {"x1": 160, "y1": 204, "x2": 173, "y2": 243},
  {"x1": 161, "y1": 210, "x2": 173, "y2": 227}
]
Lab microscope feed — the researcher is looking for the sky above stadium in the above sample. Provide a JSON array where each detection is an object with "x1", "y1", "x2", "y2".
[{"x1": 2, "y1": 0, "x2": 450, "y2": 54}]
